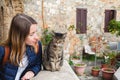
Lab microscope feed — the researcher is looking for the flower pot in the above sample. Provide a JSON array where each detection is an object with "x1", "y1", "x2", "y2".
[
  {"x1": 74, "y1": 63, "x2": 86, "y2": 75},
  {"x1": 102, "y1": 68, "x2": 115, "y2": 80},
  {"x1": 91, "y1": 68, "x2": 100, "y2": 77}
]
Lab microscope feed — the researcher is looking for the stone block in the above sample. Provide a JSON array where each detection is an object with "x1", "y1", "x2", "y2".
[
  {"x1": 31, "y1": 60, "x2": 79, "y2": 80},
  {"x1": 114, "y1": 67, "x2": 120, "y2": 80}
]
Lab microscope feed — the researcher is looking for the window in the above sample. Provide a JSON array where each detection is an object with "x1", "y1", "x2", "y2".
[
  {"x1": 76, "y1": 8, "x2": 87, "y2": 34},
  {"x1": 104, "y1": 10, "x2": 116, "y2": 32}
]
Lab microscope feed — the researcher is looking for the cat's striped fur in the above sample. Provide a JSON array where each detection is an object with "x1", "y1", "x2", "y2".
[{"x1": 43, "y1": 32, "x2": 66, "y2": 71}]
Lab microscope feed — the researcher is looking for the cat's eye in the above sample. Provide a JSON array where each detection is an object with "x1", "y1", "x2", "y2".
[
  {"x1": 57, "y1": 40, "x2": 62, "y2": 43},
  {"x1": 58, "y1": 56, "x2": 61, "y2": 58}
]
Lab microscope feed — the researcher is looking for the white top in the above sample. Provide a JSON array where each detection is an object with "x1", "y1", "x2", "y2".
[{"x1": 15, "y1": 54, "x2": 28, "y2": 80}]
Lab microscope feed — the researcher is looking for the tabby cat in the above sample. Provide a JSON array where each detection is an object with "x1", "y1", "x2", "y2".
[{"x1": 43, "y1": 32, "x2": 66, "y2": 71}]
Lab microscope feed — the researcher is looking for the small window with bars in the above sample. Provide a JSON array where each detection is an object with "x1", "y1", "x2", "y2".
[
  {"x1": 76, "y1": 8, "x2": 87, "y2": 34},
  {"x1": 104, "y1": 10, "x2": 116, "y2": 32}
]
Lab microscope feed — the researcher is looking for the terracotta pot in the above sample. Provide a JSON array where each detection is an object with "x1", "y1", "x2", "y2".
[
  {"x1": 91, "y1": 69, "x2": 100, "y2": 77},
  {"x1": 102, "y1": 68, "x2": 115, "y2": 80},
  {"x1": 74, "y1": 64, "x2": 86, "y2": 75}
]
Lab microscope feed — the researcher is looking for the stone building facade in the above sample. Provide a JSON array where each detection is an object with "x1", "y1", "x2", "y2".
[
  {"x1": 0, "y1": 0, "x2": 23, "y2": 41},
  {"x1": 0, "y1": 0, "x2": 120, "y2": 58}
]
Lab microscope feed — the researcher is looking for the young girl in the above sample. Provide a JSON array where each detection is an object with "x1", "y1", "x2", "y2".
[{"x1": 0, "y1": 13, "x2": 42, "y2": 80}]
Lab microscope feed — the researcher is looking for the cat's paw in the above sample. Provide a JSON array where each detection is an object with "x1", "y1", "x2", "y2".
[{"x1": 56, "y1": 67, "x2": 61, "y2": 71}]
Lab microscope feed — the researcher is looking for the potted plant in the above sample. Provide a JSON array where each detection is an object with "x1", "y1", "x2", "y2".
[
  {"x1": 101, "y1": 49, "x2": 116, "y2": 80},
  {"x1": 100, "y1": 51, "x2": 116, "y2": 80},
  {"x1": 89, "y1": 36, "x2": 103, "y2": 77},
  {"x1": 91, "y1": 66, "x2": 101, "y2": 77},
  {"x1": 101, "y1": 44, "x2": 117, "y2": 68},
  {"x1": 74, "y1": 63, "x2": 86, "y2": 76},
  {"x1": 73, "y1": 52, "x2": 86, "y2": 76},
  {"x1": 101, "y1": 52, "x2": 111, "y2": 68},
  {"x1": 101, "y1": 68, "x2": 115, "y2": 80}
]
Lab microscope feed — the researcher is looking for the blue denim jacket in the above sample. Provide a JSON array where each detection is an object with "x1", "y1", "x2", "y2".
[{"x1": 0, "y1": 41, "x2": 42, "y2": 80}]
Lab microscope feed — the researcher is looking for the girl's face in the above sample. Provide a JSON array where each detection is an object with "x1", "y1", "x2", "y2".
[{"x1": 25, "y1": 24, "x2": 39, "y2": 47}]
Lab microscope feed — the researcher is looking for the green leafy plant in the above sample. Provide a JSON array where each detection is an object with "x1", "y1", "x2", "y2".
[
  {"x1": 69, "y1": 60, "x2": 74, "y2": 66},
  {"x1": 69, "y1": 56, "x2": 74, "y2": 66},
  {"x1": 75, "y1": 63, "x2": 85, "y2": 66},
  {"x1": 68, "y1": 25, "x2": 75, "y2": 30},
  {"x1": 71, "y1": 52, "x2": 80, "y2": 60},
  {"x1": 83, "y1": 54, "x2": 95, "y2": 61},
  {"x1": 102, "y1": 51, "x2": 116, "y2": 66},
  {"x1": 92, "y1": 66, "x2": 100, "y2": 70},
  {"x1": 41, "y1": 28, "x2": 53, "y2": 46},
  {"x1": 108, "y1": 19, "x2": 120, "y2": 36}
]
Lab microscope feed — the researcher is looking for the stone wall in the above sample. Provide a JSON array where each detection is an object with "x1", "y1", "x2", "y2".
[
  {"x1": 23, "y1": 0, "x2": 120, "y2": 58},
  {"x1": 0, "y1": 0, "x2": 120, "y2": 59},
  {"x1": 0, "y1": 0, "x2": 23, "y2": 42}
]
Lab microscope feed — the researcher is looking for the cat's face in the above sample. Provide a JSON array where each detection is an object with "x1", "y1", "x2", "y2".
[{"x1": 52, "y1": 32, "x2": 67, "y2": 46}]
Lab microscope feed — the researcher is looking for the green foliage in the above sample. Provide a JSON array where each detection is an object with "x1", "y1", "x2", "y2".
[
  {"x1": 41, "y1": 28, "x2": 53, "y2": 46},
  {"x1": 108, "y1": 19, "x2": 120, "y2": 36},
  {"x1": 69, "y1": 60, "x2": 74, "y2": 66},
  {"x1": 68, "y1": 25, "x2": 75, "y2": 30},
  {"x1": 83, "y1": 54, "x2": 95, "y2": 61},
  {"x1": 72, "y1": 55, "x2": 80, "y2": 59},
  {"x1": 108, "y1": 51, "x2": 116, "y2": 59},
  {"x1": 92, "y1": 66, "x2": 100, "y2": 70},
  {"x1": 71, "y1": 52, "x2": 80, "y2": 59},
  {"x1": 75, "y1": 63, "x2": 85, "y2": 66},
  {"x1": 102, "y1": 51, "x2": 116, "y2": 65},
  {"x1": 69, "y1": 55, "x2": 74, "y2": 66}
]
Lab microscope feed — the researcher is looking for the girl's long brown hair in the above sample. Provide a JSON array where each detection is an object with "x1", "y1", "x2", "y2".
[{"x1": 1, "y1": 13, "x2": 37, "y2": 66}]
